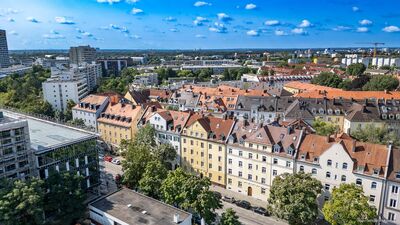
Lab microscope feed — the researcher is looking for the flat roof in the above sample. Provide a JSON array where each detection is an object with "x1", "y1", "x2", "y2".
[
  {"x1": 4, "y1": 111, "x2": 96, "y2": 152},
  {"x1": 90, "y1": 189, "x2": 191, "y2": 225}
]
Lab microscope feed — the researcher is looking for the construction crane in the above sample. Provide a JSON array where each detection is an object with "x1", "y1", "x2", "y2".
[{"x1": 356, "y1": 42, "x2": 385, "y2": 57}]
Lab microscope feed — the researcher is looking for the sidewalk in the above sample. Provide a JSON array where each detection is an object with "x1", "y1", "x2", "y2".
[{"x1": 211, "y1": 185, "x2": 267, "y2": 208}]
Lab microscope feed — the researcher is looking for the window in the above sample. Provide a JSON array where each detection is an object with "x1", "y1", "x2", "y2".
[
  {"x1": 327, "y1": 159, "x2": 332, "y2": 166},
  {"x1": 371, "y1": 182, "x2": 377, "y2": 189},
  {"x1": 342, "y1": 163, "x2": 348, "y2": 170},
  {"x1": 228, "y1": 169, "x2": 232, "y2": 174},
  {"x1": 228, "y1": 148, "x2": 232, "y2": 154},
  {"x1": 183, "y1": 138, "x2": 186, "y2": 143},
  {"x1": 262, "y1": 167, "x2": 266, "y2": 173},
  {"x1": 389, "y1": 199, "x2": 397, "y2": 208},
  {"x1": 228, "y1": 159, "x2": 232, "y2": 164},
  {"x1": 209, "y1": 154, "x2": 212, "y2": 159},
  {"x1": 218, "y1": 166, "x2": 222, "y2": 172},
  {"x1": 273, "y1": 158, "x2": 278, "y2": 164},
  {"x1": 273, "y1": 170, "x2": 277, "y2": 176},
  {"x1": 218, "y1": 156, "x2": 222, "y2": 162},
  {"x1": 219, "y1": 146, "x2": 222, "y2": 152},
  {"x1": 261, "y1": 178, "x2": 266, "y2": 184},
  {"x1": 228, "y1": 178, "x2": 232, "y2": 184},
  {"x1": 209, "y1": 144, "x2": 212, "y2": 149},
  {"x1": 201, "y1": 142, "x2": 204, "y2": 148},
  {"x1": 392, "y1": 185, "x2": 399, "y2": 194},
  {"x1": 238, "y1": 181, "x2": 242, "y2": 188},
  {"x1": 356, "y1": 178, "x2": 362, "y2": 186},
  {"x1": 299, "y1": 166, "x2": 304, "y2": 172},
  {"x1": 209, "y1": 163, "x2": 212, "y2": 169},
  {"x1": 239, "y1": 151, "x2": 243, "y2": 156},
  {"x1": 325, "y1": 184, "x2": 330, "y2": 191},
  {"x1": 326, "y1": 172, "x2": 331, "y2": 178},
  {"x1": 341, "y1": 175, "x2": 346, "y2": 182},
  {"x1": 238, "y1": 161, "x2": 243, "y2": 167},
  {"x1": 248, "y1": 174, "x2": 252, "y2": 180},
  {"x1": 369, "y1": 195, "x2": 375, "y2": 203},
  {"x1": 388, "y1": 212, "x2": 395, "y2": 221},
  {"x1": 248, "y1": 153, "x2": 253, "y2": 159},
  {"x1": 238, "y1": 171, "x2": 242, "y2": 177},
  {"x1": 286, "y1": 161, "x2": 291, "y2": 167},
  {"x1": 261, "y1": 188, "x2": 266, "y2": 194},
  {"x1": 248, "y1": 164, "x2": 253, "y2": 169},
  {"x1": 262, "y1": 156, "x2": 267, "y2": 162},
  {"x1": 312, "y1": 168, "x2": 317, "y2": 174}
]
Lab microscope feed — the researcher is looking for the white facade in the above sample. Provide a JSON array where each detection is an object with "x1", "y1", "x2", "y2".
[
  {"x1": 43, "y1": 78, "x2": 88, "y2": 112},
  {"x1": 71, "y1": 63, "x2": 102, "y2": 91},
  {"x1": 341, "y1": 55, "x2": 371, "y2": 67},
  {"x1": 133, "y1": 73, "x2": 159, "y2": 87},
  {"x1": 296, "y1": 143, "x2": 385, "y2": 211},
  {"x1": 371, "y1": 57, "x2": 400, "y2": 68},
  {"x1": 72, "y1": 96, "x2": 109, "y2": 130},
  {"x1": 383, "y1": 180, "x2": 400, "y2": 224}
]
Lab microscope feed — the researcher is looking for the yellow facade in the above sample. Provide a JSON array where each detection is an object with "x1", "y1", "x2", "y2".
[
  {"x1": 181, "y1": 121, "x2": 226, "y2": 187},
  {"x1": 316, "y1": 115, "x2": 345, "y2": 131},
  {"x1": 98, "y1": 122, "x2": 135, "y2": 148}
]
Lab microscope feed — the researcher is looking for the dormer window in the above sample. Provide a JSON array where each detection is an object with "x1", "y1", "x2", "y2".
[
  {"x1": 257, "y1": 133, "x2": 262, "y2": 138},
  {"x1": 335, "y1": 109, "x2": 341, "y2": 115},
  {"x1": 327, "y1": 109, "x2": 333, "y2": 114},
  {"x1": 301, "y1": 154, "x2": 306, "y2": 160},
  {"x1": 314, "y1": 157, "x2": 319, "y2": 163},
  {"x1": 373, "y1": 168, "x2": 379, "y2": 175},
  {"x1": 319, "y1": 108, "x2": 325, "y2": 114},
  {"x1": 273, "y1": 145, "x2": 281, "y2": 153},
  {"x1": 357, "y1": 166, "x2": 365, "y2": 172},
  {"x1": 396, "y1": 172, "x2": 400, "y2": 179}
]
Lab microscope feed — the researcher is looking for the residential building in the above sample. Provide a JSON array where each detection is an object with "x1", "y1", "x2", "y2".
[
  {"x1": 371, "y1": 57, "x2": 400, "y2": 68},
  {"x1": 181, "y1": 64, "x2": 242, "y2": 74},
  {"x1": 5, "y1": 111, "x2": 100, "y2": 189},
  {"x1": 0, "y1": 112, "x2": 34, "y2": 180},
  {"x1": 72, "y1": 94, "x2": 111, "y2": 130},
  {"x1": 341, "y1": 54, "x2": 371, "y2": 67},
  {"x1": 296, "y1": 134, "x2": 391, "y2": 214},
  {"x1": 42, "y1": 68, "x2": 89, "y2": 112},
  {"x1": 97, "y1": 58, "x2": 129, "y2": 76},
  {"x1": 34, "y1": 56, "x2": 70, "y2": 69},
  {"x1": 181, "y1": 115, "x2": 235, "y2": 187},
  {"x1": 132, "y1": 73, "x2": 159, "y2": 87},
  {"x1": 343, "y1": 101, "x2": 385, "y2": 134},
  {"x1": 233, "y1": 96, "x2": 280, "y2": 123},
  {"x1": 284, "y1": 81, "x2": 341, "y2": 94},
  {"x1": 89, "y1": 188, "x2": 192, "y2": 225},
  {"x1": 97, "y1": 101, "x2": 143, "y2": 151},
  {"x1": 0, "y1": 29, "x2": 10, "y2": 68},
  {"x1": 69, "y1": 45, "x2": 97, "y2": 65},
  {"x1": 382, "y1": 148, "x2": 400, "y2": 224},
  {"x1": 71, "y1": 62, "x2": 102, "y2": 91},
  {"x1": 226, "y1": 122, "x2": 303, "y2": 201},
  {"x1": 0, "y1": 65, "x2": 32, "y2": 78}
]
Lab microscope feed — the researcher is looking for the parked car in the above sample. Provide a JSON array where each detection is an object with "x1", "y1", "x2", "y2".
[
  {"x1": 104, "y1": 156, "x2": 113, "y2": 162},
  {"x1": 98, "y1": 154, "x2": 104, "y2": 160},
  {"x1": 221, "y1": 196, "x2": 235, "y2": 203},
  {"x1": 252, "y1": 206, "x2": 269, "y2": 216},
  {"x1": 212, "y1": 191, "x2": 222, "y2": 200},
  {"x1": 235, "y1": 200, "x2": 251, "y2": 209},
  {"x1": 112, "y1": 158, "x2": 121, "y2": 165}
]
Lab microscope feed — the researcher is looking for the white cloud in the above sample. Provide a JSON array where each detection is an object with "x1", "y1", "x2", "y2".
[
  {"x1": 193, "y1": 16, "x2": 208, "y2": 26},
  {"x1": 82, "y1": 32, "x2": 93, "y2": 37},
  {"x1": 97, "y1": 0, "x2": 121, "y2": 4},
  {"x1": 164, "y1": 16, "x2": 176, "y2": 22},
  {"x1": 194, "y1": 1, "x2": 211, "y2": 7},
  {"x1": 245, "y1": 3, "x2": 257, "y2": 10},
  {"x1": 55, "y1": 16, "x2": 75, "y2": 25},
  {"x1": 359, "y1": 19, "x2": 372, "y2": 26},
  {"x1": 332, "y1": 26, "x2": 351, "y2": 31},
  {"x1": 299, "y1": 19, "x2": 311, "y2": 28},
  {"x1": 130, "y1": 34, "x2": 142, "y2": 39},
  {"x1": 275, "y1": 30, "x2": 287, "y2": 36},
  {"x1": 169, "y1": 28, "x2": 179, "y2": 32},
  {"x1": 195, "y1": 34, "x2": 206, "y2": 38},
  {"x1": 383, "y1": 25, "x2": 400, "y2": 33},
  {"x1": 217, "y1": 13, "x2": 232, "y2": 22},
  {"x1": 352, "y1": 6, "x2": 359, "y2": 12},
  {"x1": 9, "y1": 30, "x2": 18, "y2": 35},
  {"x1": 126, "y1": 0, "x2": 139, "y2": 3},
  {"x1": 26, "y1": 17, "x2": 40, "y2": 23},
  {"x1": 43, "y1": 33, "x2": 65, "y2": 39},
  {"x1": 246, "y1": 30, "x2": 259, "y2": 36},
  {"x1": 291, "y1": 28, "x2": 306, "y2": 35},
  {"x1": 7, "y1": 17, "x2": 15, "y2": 22},
  {"x1": 131, "y1": 8, "x2": 144, "y2": 15},
  {"x1": 209, "y1": 23, "x2": 227, "y2": 33},
  {"x1": 109, "y1": 24, "x2": 129, "y2": 33},
  {"x1": 264, "y1": 20, "x2": 280, "y2": 26},
  {"x1": 356, "y1": 27, "x2": 368, "y2": 33}
]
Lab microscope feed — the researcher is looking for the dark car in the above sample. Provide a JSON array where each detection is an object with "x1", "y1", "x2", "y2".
[
  {"x1": 212, "y1": 191, "x2": 222, "y2": 200},
  {"x1": 252, "y1": 206, "x2": 269, "y2": 216},
  {"x1": 235, "y1": 200, "x2": 251, "y2": 209},
  {"x1": 221, "y1": 195, "x2": 236, "y2": 203}
]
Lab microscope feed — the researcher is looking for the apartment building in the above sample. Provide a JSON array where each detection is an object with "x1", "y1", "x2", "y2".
[
  {"x1": 69, "y1": 45, "x2": 97, "y2": 65},
  {"x1": 181, "y1": 115, "x2": 235, "y2": 187},
  {"x1": 72, "y1": 94, "x2": 110, "y2": 130},
  {"x1": 226, "y1": 122, "x2": 303, "y2": 201},
  {"x1": 0, "y1": 112, "x2": 34, "y2": 180},
  {"x1": 97, "y1": 102, "x2": 143, "y2": 151},
  {"x1": 371, "y1": 57, "x2": 400, "y2": 68},
  {"x1": 97, "y1": 58, "x2": 129, "y2": 76},
  {"x1": 343, "y1": 101, "x2": 385, "y2": 134},
  {"x1": 70, "y1": 62, "x2": 102, "y2": 91},
  {"x1": 383, "y1": 148, "x2": 400, "y2": 224},
  {"x1": 0, "y1": 29, "x2": 10, "y2": 68},
  {"x1": 132, "y1": 73, "x2": 159, "y2": 87},
  {"x1": 296, "y1": 134, "x2": 391, "y2": 214}
]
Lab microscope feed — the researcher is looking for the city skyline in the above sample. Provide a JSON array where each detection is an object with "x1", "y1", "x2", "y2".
[{"x1": 1, "y1": 0, "x2": 400, "y2": 50}]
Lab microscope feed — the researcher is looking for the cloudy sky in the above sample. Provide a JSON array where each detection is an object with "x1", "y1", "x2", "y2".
[{"x1": 1, "y1": 0, "x2": 400, "y2": 50}]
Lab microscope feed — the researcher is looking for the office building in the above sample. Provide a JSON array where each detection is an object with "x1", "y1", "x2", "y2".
[
  {"x1": 71, "y1": 62, "x2": 102, "y2": 91},
  {"x1": 89, "y1": 188, "x2": 192, "y2": 225},
  {"x1": 0, "y1": 112, "x2": 34, "y2": 180},
  {"x1": 69, "y1": 45, "x2": 97, "y2": 65},
  {"x1": 0, "y1": 30, "x2": 10, "y2": 68},
  {"x1": 97, "y1": 58, "x2": 129, "y2": 76}
]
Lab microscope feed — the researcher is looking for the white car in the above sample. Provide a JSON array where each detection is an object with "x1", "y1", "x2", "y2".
[{"x1": 111, "y1": 159, "x2": 121, "y2": 165}]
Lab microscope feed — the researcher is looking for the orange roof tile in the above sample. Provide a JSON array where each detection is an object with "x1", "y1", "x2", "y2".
[
  {"x1": 97, "y1": 103, "x2": 143, "y2": 128},
  {"x1": 296, "y1": 89, "x2": 400, "y2": 100}
]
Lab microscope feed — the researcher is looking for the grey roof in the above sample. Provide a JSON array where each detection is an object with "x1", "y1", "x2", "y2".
[
  {"x1": 90, "y1": 189, "x2": 191, "y2": 225},
  {"x1": 235, "y1": 96, "x2": 278, "y2": 112},
  {"x1": 4, "y1": 111, "x2": 95, "y2": 152}
]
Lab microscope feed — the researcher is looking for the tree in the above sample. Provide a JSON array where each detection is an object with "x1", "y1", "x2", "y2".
[
  {"x1": 64, "y1": 99, "x2": 76, "y2": 121},
  {"x1": 323, "y1": 183, "x2": 377, "y2": 225},
  {"x1": 0, "y1": 178, "x2": 44, "y2": 225},
  {"x1": 134, "y1": 124, "x2": 157, "y2": 148},
  {"x1": 153, "y1": 144, "x2": 177, "y2": 169},
  {"x1": 362, "y1": 75, "x2": 399, "y2": 91},
  {"x1": 44, "y1": 172, "x2": 86, "y2": 224},
  {"x1": 351, "y1": 124, "x2": 399, "y2": 146},
  {"x1": 311, "y1": 72, "x2": 343, "y2": 88},
  {"x1": 268, "y1": 172, "x2": 322, "y2": 225},
  {"x1": 219, "y1": 208, "x2": 241, "y2": 225},
  {"x1": 138, "y1": 160, "x2": 168, "y2": 199},
  {"x1": 347, "y1": 63, "x2": 366, "y2": 77},
  {"x1": 160, "y1": 168, "x2": 222, "y2": 224},
  {"x1": 313, "y1": 119, "x2": 339, "y2": 136},
  {"x1": 122, "y1": 142, "x2": 154, "y2": 188}
]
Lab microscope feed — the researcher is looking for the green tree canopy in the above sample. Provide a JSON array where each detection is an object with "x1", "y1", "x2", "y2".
[
  {"x1": 351, "y1": 124, "x2": 399, "y2": 146},
  {"x1": 311, "y1": 72, "x2": 343, "y2": 88},
  {"x1": 122, "y1": 142, "x2": 154, "y2": 188},
  {"x1": 362, "y1": 75, "x2": 399, "y2": 91},
  {"x1": 0, "y1": 178, "x2": 44, "y2": 225},
  {"x1": 313, "y1": 119, "x2": 339, "y2": 136},
  {"x1": 268, "y1": 172, "x2": 322, "y2": 225},
  {"x1": 347, "y1": 63, "x2": 366, "y2": 76},
  {"x1": 219, "y1": 208, "x2": 241, "y2": 225},
  {"x1": 138, "y1": 160, "x2": 168, "y2": 199},
  {"x1": 322, "y1": 183, "x2": 377, "y2": 225}
]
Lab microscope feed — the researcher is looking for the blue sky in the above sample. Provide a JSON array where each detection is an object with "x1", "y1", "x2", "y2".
[{"x1": 1, "y1": 0, "x2": 400, "y2": 50}]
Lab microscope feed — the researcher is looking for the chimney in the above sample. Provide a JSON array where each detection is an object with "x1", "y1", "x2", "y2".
[
  {"x1": 110, "y1": 95, "x2": 119, "y2": 105},
  {"x1": 173, "y1": 213, "x2": 180, "y2": 224}
]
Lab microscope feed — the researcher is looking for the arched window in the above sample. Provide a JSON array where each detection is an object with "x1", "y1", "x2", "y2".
[
  {"x1": 356, "y1": 178, "x2": 362, "y2": 186},
  {"x1": 299, "y1": 166, "x2": 304, "y2": 172},
  {"x1": 341, "y1": 175, "x2": 346, "y2": 182},
  {"x1": 312, "y1": 168, "x2": 317, "y2": 174},
  {"x1": 371, "y1": 182, "x2": 377, "y2": 189},
  {"x1": 342, "y1": 163, "x2": 348, "y2": 169}
]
